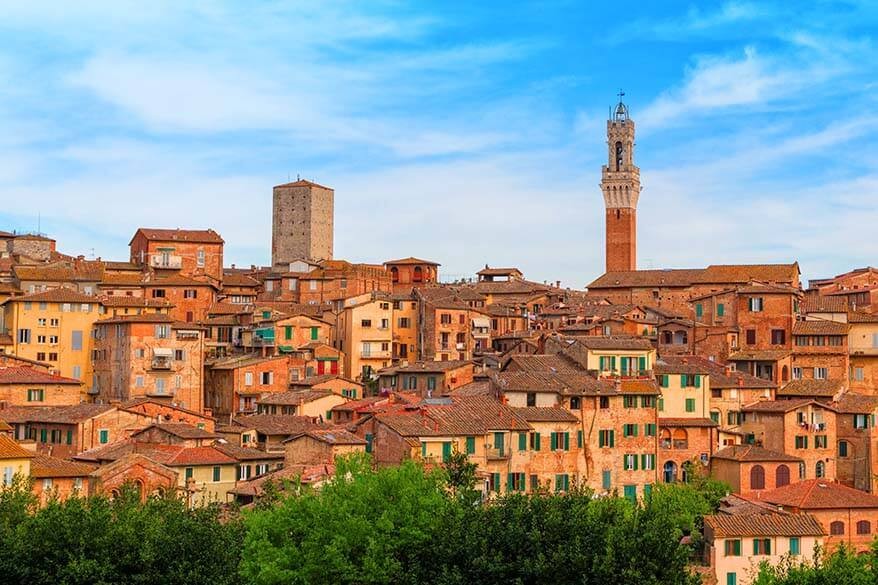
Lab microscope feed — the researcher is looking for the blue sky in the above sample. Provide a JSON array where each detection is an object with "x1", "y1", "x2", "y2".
[{"x1": 1, "y1": 1, "x2": 877, "y2": 287}]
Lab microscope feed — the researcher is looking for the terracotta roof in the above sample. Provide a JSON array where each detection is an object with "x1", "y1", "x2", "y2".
[
  {"x1": 75, "y1": 441, "x2": 236, "y2": 466},
  {"x1": 206, "y1": 354, "x2": 288, "y2": 370},
  {"x1": 792, "y1": 321, "x2": 849, "y2": 335},
  {"x1": 659, "y1": 417, "x2": 717, "y2": 428},
  {"x1": 777, "y1": 379, "x2": 844, "y2": 398},
  {"x1": 728, "y1": 350, "x2": 790, "y2": 361},
  {"x1": 0, "y1": 434, "x2": 34, "y2": 459},
  {"x1": 103, "y1": 261, "x2": 140, "y2": 271},
  {"x1": 29, "y1": 455, "x2": 96, "y2": 478},
  {"x1": 13, "y1": 263, "x2": 103, "y2": 283},
  {"x1": 470, "y1": 280, "x2": 549, "y2": 295},
  {"x1": 802, "y1": 296, "x2": 848, "y2": 314},
  {"x1": 208, "y1": 301, "x2": 252, "y2": 315},
  {"x1": 848, "y1": 312, "x2": 878, "y2": 323},
  {"x1": 511, "y1": 406, "x2": 579, "y2": 423},
  {"x1": 759, "y1": 479, "x2": 878, "y2": 509},
  {"x1": 233, "y1": 414, "x2": 321, "y2": 436},
  {"x1": 101, "y1": 296, "x2": 172, "y2": 308},
  {"x1": 492, "y1": 371, "x2": 611, "y2": 396},
  {"x1": 274, "y1": 179, "x2": 333, "y2": 190},
  {"x1": 258, "y1": 389, "x2": 334, "y2": 406},
  {"x1": 0, "y1": 420, "x2": 11, "y2": 432},
  {"x1": 742, "y1": 399, "x2": 835, "y2": 413},
  {"x1": 376, "y1": 396, "x2": 530, "y2": 437},
  {"x1": 379, "y1": 361, "x2": 472, "y2": 375},
  {"x1": 712, "y1": 445, "x2": 802, "y2": 462},
  {"x1": 588, "y1": 264, "x2": 799, "y2": 290},
  {"x1": 704, "y1": 513, "x2": 824, "y2": 537},
  {"x1": 96, "y1": 313, "x2": 175, "y2": 325},
  {"x1": 650, "y1": 356, "x2": 772, "y2": 390},
  {"x1": 212, "y1": 443, "x2": 284, "y2": 461},
  {"x1": 130, "y1": 228, "x2": 224, "y2": 244},
  {"x1": 832, "y1": 393, "x2": 878, "y2": 414},
  {"x1": 502, "y1": 354, "x2": 582, "y2": 374},
  {"x1": 574, "y1": 336, "x2": 653, "y2": 350},
  {"x1": 699, "y1": 264, "x2": 800, "y2": 285},
  {"x1": 0, "y1": 404, "x2": 114, "y2": 424},
  {"x1": 0, "y1": 366, "x2": 81, "y2": 385},
  {"x1": 477, "y1": 267, "x2": 522, "y2": 276},
  {"x1": 330, "y1": 396, "x2": 389, "y2": 412},
  {"x1": 1, "y1": 288, "x2": 99, "y2": 304},
  {"x1": 383, "y1": 257, "x2": 440, "y2": 266},
  {"x1": 143, "y1": 274, "x2": 217, "y2": 288},
  {"x1": 588, "y1": 269, "x2": 705, "y2": 289},
  {"x1": 131, "y1": 423, "x2": 219, "y2": 440},
  {"x1": 289, "y1": 374, "x2": 360, "y2": 388},
  {"x1": 222, "y1": 273, "x2": 260, "y2": 287},
  {"x1": 286, "y1": 428, "x2": 367, "y2": 445},
  {"x1": 449, "y1": 380, "x2": 494, "y2": 397}
]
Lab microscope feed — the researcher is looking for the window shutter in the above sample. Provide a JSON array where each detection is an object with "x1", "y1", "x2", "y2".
[
  {"x1": 466, "y1": 436, "x2": 475, "y2": 454},
  {"x1": 492, "y1": 473, "x2": 500, "y2": 492},
  {"x1": 535, "y1": 433, "x2": 541, "y2": 451},
  {"x1": 609, "y1": 430, "x2": 615, "y2": 447},
  {"x1": 577, "y1": 430, "x2": 583, "y2": 448},
  {"x1": 633, "y1": 425, "x2": 639, "y2": 437},
  {"x1": 660, "y1": 374, "x2": 668, "y2": 387},
  {"x1": 563, "y1": 432, "x2": 570, "y2": 451},
  {"x1": 610, "y1": 356, "x2": 617, "y2": 371},
  {"x1": 518, "y1": 432, "x2": 527, "y2": 451},
  {"x1": 718, "y1": 303, "x2": 724, "y2": 317},
  {"x1": 641, "y1": 454, "x2": 647, "y2": 469},
  {"x1": 638, "y1": 356, "x2": 646, "y2": 372},
  {"x1": 695, "y1": 303, "x2": 703, "y2": 318},
  {"x1": 550, "y1": 433, "x2": 558, "y2": 451},
  {"x1": 681, "y1": 374, "x2": 688, "y2": 386},
  {"x1": 694, "y1": 375, "x2": 701, "y2": 388},
  {"x1": 599, "y1": 356, "x2": 606, "y2": 371},
  {"x1": 507, "y1": 473, "x2": 515, "y2": 492}
]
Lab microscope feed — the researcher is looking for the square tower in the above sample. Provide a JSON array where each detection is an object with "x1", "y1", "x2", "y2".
[
  {"x1": 600, "y1": 98, "x2": 640, "y2": 273},
  {"x1": 271, "y1": 179, "x2": 334, "y2": 266}
]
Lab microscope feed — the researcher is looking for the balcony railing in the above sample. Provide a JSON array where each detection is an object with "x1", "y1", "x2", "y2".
[
  {"x1": 485, "y1": 447, "x2": 510, "y2": 460},
  {"x1": 150, "y1": 357, "x2": 172, "y2": 370},
  {"x1": 149, "y1": 254, "x2": 182, "y2": 269}
]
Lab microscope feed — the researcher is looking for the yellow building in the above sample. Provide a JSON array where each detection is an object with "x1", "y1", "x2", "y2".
[
  {"x1": 550, "y1": 336, "x2": 656, "y2": 377},
  {"x1": 1, "y1": 289, "x2": 102, "y2": 393},
  {"x1": 1, "y1": 433, "x2": 34, "y2": 485},
  {"x1": 392, "y1": 294, "x2": 419, "y2": 362},
  {"x1": 332, "y1": 293, "x2": 393, "y2": 381}
]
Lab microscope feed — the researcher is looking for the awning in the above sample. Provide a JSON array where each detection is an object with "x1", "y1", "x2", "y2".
[
  {"x1": 152, "y1": 348, "x2": 173, "y2": 357},
  {"x1": 471, "y1": 317, "x2": 490, "y2": 328},
  {"x1": 278, "y1": 345, "x2": 294, "y2": 353}
]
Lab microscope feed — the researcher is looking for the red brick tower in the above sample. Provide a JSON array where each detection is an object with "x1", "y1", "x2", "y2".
[{"x1": 601, "y1": 94, "x2": 640, "y2": 273}]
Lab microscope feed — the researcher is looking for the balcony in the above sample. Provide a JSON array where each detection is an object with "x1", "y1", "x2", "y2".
[
  {"x1": 150, "y1": 356, "x2": 172, "y2": 370},
  {"x1": 146, "y1": 388, "x2": 174, "y2": 398},
  {"x1": 485, "y1": 447, "x2": 510, "y2": 460},
  {"x1": 149, "y1": 254, "x2": 182, "y2": 269},
  {"x1": 361, "y1": 350, "x2": 391, "y2": 360}
]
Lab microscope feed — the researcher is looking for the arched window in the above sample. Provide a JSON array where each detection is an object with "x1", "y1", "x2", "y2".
[
  {"x1": 413, "y1": 266, "x2": 423, "y2": 283},
  {"x1": 857, "y1": 520, "x2": 871, "y2": 535},
  {"x1": 830, "y1": 521, "x2": 845, "y2": 535},
  {"x1": 663, "y1": 461, "x2": 677, "y2": 483},
  {"x1": 776, "y1": 464, "x2": 790, "y2": 487},
  {"x1": 781, "y1": 365, "x2": 789, "y2": 382},
  {"x1": 615, "y1": 141, "x2": 624, "y2": 170},
  {"x1": 672, "y1": 428, "x2": 688, "y2": 450},
  {"x1": 816, "y1": 461, "x2": 825, "y2": 478},
  {"x1": 798, "y1": 462, "x2": 806, "y2": 480},
  {"x1": 660, "y1": 428, "x2": 672, "y2": 449},
  {"x1": 390, "y1": 266, "x2": 399, "y2": 283},
  {"x1": 750, "y1": 465, "x2": 766, "y2": 490}
]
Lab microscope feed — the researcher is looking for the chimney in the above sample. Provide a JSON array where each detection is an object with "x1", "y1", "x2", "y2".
[{"x1": 556, "y1": 280, "x2": 561, "y2": 288}]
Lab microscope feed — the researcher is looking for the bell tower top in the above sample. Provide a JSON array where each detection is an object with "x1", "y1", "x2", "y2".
[
  {"x1": 613, "y1": 90, "x2": 629, "y2": 122},
  {"x1": 601, "y1": 92, "x2": 640, "y2": 210}
]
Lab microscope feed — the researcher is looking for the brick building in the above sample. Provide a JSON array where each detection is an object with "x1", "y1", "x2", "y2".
[
  {"x1": 129, "y1": 228, "x2": 225, "y2": 286},
  {"x1": 383, "y1": 257, "x2": 440, "y2": 292},
  {"x1": 271, "y1": 179, "x2": 334, "y2": 266},
  {"x1": 204, "y1": 354, "x2": 295, "y2": 419},
  {"x1": 601, "y1": 98, "x2": 640, "y2": 273}
]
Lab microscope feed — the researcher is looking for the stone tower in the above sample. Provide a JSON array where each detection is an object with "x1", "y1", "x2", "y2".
[
  {"x1": 271, "y1": 179, "x2": 334, "y2": 266},
  {"x1": 601, "y1": 96, "x2": 640, "y2": 273}
]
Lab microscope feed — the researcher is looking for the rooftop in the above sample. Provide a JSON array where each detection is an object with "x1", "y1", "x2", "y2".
[
  {"x1": 131, "y1": 228, "x2": 224, "y2": 245},
  {"x1": 758, "y1": 479, "x2": 878, "y2": 510},
  {"x1": 704, "y1": 513, "x2": 824, "y2": 538},
  {"x1": 712, "y1": 444, "x2": 802, "y2": 463}
]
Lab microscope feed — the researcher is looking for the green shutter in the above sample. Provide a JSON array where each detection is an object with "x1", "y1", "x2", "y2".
[
  {"x1": 643, "y1": 483, "x2": 652, "y2": 498},
  {"x1": 466, "y1": 436, "x2": 475, "y2": 454},
  {"x1": 421, "y1": 442, "x2": 427, "y2": 457},
  {"x1": 213, "y1": 466, "x2": 221, "y2": 482},
  {"x1": 550, "y1": 433, "x2": 558, "y2": 451},
  {"x1": 686, "y1": 399, "x2": 695, "y2": 413},
  {"x1": 790, "y1": 537, "x2": 800, "y2": 555},
  {"x1": 534, "y1": 433, "x2": 541, "y2": 451},
  {"x1": 681, "y1": 374, "x2": 688, "y2": 386},
  {"x1": 623, "y1": 485, "x2": 636, "y2": 502},
  {"x1": 717, "y1": 303, "x2": 724, "y2": 317},
  {"x1": 658, "y1": 397, "x2": 664, "y2": 412},
  {"x1": 695, "y1": 303, "x2": 702, "y2": 318},
  {"x1": 753, "y1": 539, "x2": 759, "y2": 555},
  {"x1": 285, "y1": 326, "x2": 292, "y2": 340},
  {"x1": 66, "y1": 430, "x2": 73, "y2": 445},
  {"x1": 609, "y1": 430, "x2": 615, "y2": 448},
  {"x1": 599, "y1": 356, "x2": 606, "y2": 371},
  {"x1": 563, "y1": 432, "x2": 570, "y2": 451},
  {"x1": 442, "y1": 441, "x2": 452, "y2": 462},
  {"x1": 492, "y1": 473, "x2": 500, "y2": 492},
  {"x1": 610, "y1": 356, "x2": 617, "y2": 371},
  {"x1": 310, "y1": 327, "x2": 318, "y2": 340},
  {"x1": 365, "y1": 433, "x2": 373, "y2": 453},
  {"x1": 518, "y1": 432, "x2": 527, "y2": 452},
  {"x1": 638, "y1": 356, "x2": 646, "y2": 372},
  {"x1": 507, "y1": 473, "x2": 515, "y2": 492},
  {"x1": 602, "y1": 470, "x2": 611, "y2": 489},
  {"x1": 660, "y1": 374, "x2": 668, "y2": 388},
  {"x1": 185, "y1": 467, "x2": 193, "y2": 480},
  {"x1": 727, "y1": 572, "x2": 737, "y2": 585},
  {"x1": 621, "y1": 357, "x2": 629, "y2": 374},
  {"x1": 694, "y1": 374, "x2": 701, "y2": 388},
  {"x1": 577, "y1": 430, "x2": 583, "y2": 448},
  {"x1": 765, "y1": 539, "x2": 771, "y2": 555}
]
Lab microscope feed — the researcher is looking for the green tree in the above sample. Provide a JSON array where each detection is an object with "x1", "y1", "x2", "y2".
[
  {"x1": 442, "y1": 445, "x2": 479, "y2": 503},
  {"x1": 752, "y1": 544, "x2": 871, "y2": 585}
]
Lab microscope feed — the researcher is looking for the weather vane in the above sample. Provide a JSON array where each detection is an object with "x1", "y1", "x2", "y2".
[{"x1": 618, "y1": 89, "x2": 625, "y2": 101}]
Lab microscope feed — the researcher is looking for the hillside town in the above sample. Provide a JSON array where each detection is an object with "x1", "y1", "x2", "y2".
[{"x1": 2, "y1": 99, "x2": 877, "y2": 584}]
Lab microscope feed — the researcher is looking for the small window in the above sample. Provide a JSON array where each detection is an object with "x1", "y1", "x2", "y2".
[
  {"x1": 99, "y1": 429, "x2": 109, "y2": 444},
  {"x1": 857, "y1": 520, "x2": 871, "y2": 535},
  {"x1": 830, "y1": 521, "x2": 845, "y2": 535}
]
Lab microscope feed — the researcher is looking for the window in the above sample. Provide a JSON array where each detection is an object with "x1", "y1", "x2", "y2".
[
  {"x1": 598, "y1": 430, "x2": 615, "y2": 448},
  {"x1": 465, "y1": 436, "x2": 475, "y2": 455},
  {"x1": 554, "y1": 474, "x2": 570, "y2": 493},
  {"x1": 599, "y1": 396, "x2": 610, "y2": 409},
  {"x1": 244, "y1": 372, "x2": 253, "y2": 386},
  {"x1": 776, "y1": 464, "x2": 790, "y2": 487},
  {"x1": 602, "y1": 470, "x2": 611, "y2": 490},
  {"x1": 750, "y1": 465, "x2": 765, "y2": 490},
  {"x1": 830, "y1": 521, "x2": 845, "y2": 535},
  {"x1": 135, "y1": 376, "x2": 144, "y2": 388},
  {"x1": 570, "y1": 396, "x2": 581, "y2": 409},
  {"x1": 152, "y1": 289, "x2": 166, "y2": 298},
  {"x1": 309, "y1": 280, "x2": 317, "y2": 291},
  {"x1": 26, "y1": 388, "x2": 44, "y2": 402},
  {"x1": 550, "y1": 432, "x2": 570, "y2": 451},
  {"x1": 853, "y1": 367, "x2": 865, "y2": 381},
  {"x1": 360, "y1": 319, "x2": 372, "y2": 328},
  {"x1": 17, "y1": 329, "x2": 31, "y2": 343},
  {"x1": 212, "y1": 466, "x2": 221, "y2": 482},
  {"x1": 427, "y1": 377, "x2": 437, "y2": 391},
  {"x1": 789, "y1": 537, "x2": 800, "y2": 555},
  {"x1": 72, "y1": 366, "x2": 81, "y2": 379},
  {"x1": 793, "y1": 367, "x2": 803, "y2": 380},
  {"x1": 857, "y1": 520, "x2": 871, "y2": 535},
  {"x1": 854, "y1": 414, "x2": 870, "y2": 429},
  {"x1": 526, "y1": 392, "x2": 536, "y2": 407},
  {"x1": 659, "y1": 374, "x2": 669, "y2": 388},
  {"x1": 644, "y1": 423, "x2": 656, "y2": 436},
  {"x1": 261, "y1": 372, "x2": 273, "y2": 385},
  {"x1": 48, "y1": 352, "x2": 58, "y2": 361},
  {"x1": 623, "y1": 454, "x2": 638, "y2": 471},
  {"x1": 641, "y1": 453, "x2": 655, "y2": 470},
  {"x1": 623, "y1": 485, "x2": 637, "y2": 502},
  {"x1": 340, "y1": 278, "x2": 347, "y2": 289},
  {"x1": 622, "y1": 424, "x2": 639, "y2": 437},
  {"x1": 623, "y1": 396, "x2": 637, "y2": 408},
  {"x1": 49, "y1": 318, "x2": 59, "y2": 327},
  {"x1": 816, "y1": 461, "x2": 825, "y2": 478},
  {"x1": 155, "y1": 379, "x2": 166, "y2": 395},
  {"x1": 685, "y1": 398, "x2": 696, "y2": 413},
  {"x1": 185, "y1": 467, "x2": 193, "y2": 481},
  {"x1": 814, "y1": 367, "x2": 827, "y2": 380},
  {"x1": 745, "y1": 329, "x2": 756, "y2": 345},
  {"x1": 174, "y1": 349, "x2": 185, "y2": 361},
  {"x1": 184, "y1": 289, "x2": 197, "y2": 299},
  {"x1": 529, "y1": 432, "x2": 542, "y2": 451},
  {"x1": 749, "y1": 297, "x2": 764, "y2": 312},
  {"x1": 695, "y1": 303, "x2": 703, "y2": 318},
  {"x1": 771, "y1": 329, "x2": 786, "y2": 345},
  {"x1": 815, "y1": 435, "x2": 827, "y2": 449},
  {"x1": 440, "y1": 313, "x2": 451, "y2": 325},
  {"x1": 155, "y1": 325, "x2": 169, "y2": 339},
  {"x1": 717, "y1": 303, "x2": 725, "y2": 317},
  {"x1": 752, "y1": 538, "x2": 771, "y2": 555},
  {"x1": 99, "y1": 429, "x2": 109, "y2": 444},
  {"x1": 795, "y1": 436, "x2": 808, "y2": 449},
  {"x1": 398, "y1": 317, "x2": 410, "y2": 328}
]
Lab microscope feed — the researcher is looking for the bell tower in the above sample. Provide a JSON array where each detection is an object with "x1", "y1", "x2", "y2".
[{"x1": 601, "y1": 92, "x2": 640, "y2": 273}]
